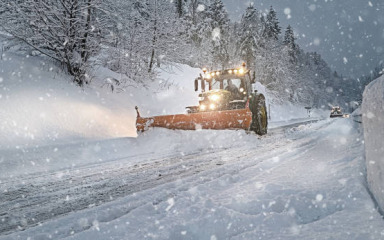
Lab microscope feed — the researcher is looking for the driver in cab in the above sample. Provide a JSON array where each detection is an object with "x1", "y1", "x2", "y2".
[{"x1": 225, "y1": 79, "x2": 241, "y2": 100}]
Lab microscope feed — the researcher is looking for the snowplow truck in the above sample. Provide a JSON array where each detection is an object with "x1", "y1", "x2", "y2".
[{"x1": 136, "y1": 65, "x2": 268, "y2": 135}]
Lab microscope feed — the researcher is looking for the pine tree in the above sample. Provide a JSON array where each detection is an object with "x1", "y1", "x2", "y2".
[
  {"x1": 206, "y1": 0, "x2": 230, "y2": 68},
  {"x1": 283, "y1": 25, "x2": 297, "y2": 63},
  {"x1": 283, "y1": 25, "x2": 295, "y2": 48},
  {"x1": 238, "y1": 4, "x2": 262, "y2": 69},
  {"x1": 265, "y1": 6, "x2": 281, "y2": 40},
  {"x1": 175, "y1": 0, "x2": 186, "y2": 18}
]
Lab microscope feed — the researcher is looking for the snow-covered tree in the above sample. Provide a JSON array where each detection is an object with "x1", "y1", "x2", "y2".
[
  {"x1": 175, "y1": 0, "x2": 187, "y2": 18},
  {"x1": 102, "y1": 0, "x2": 152, "y2": 87},
  {"x1": 264, "y1": 6, "x2": 281, "y2": 40},
  {"x1": 238, "y1": 5, "x2": 262, "y2": 69},
  {"x1": 144, "y1": 0, "x2": 190, "y2": 71},
  {"x1": 206, "y1": 0, "x2": 230, "y2": 68},
  {"x1": 101, "y1": 0, "x2": 191, "y2": 88},
  {"x1": 0, "y1": 0, "x2": 104, "y2": 86},
  {"x1": 283, "y1": 25, "x2": 297, "y2": 63}
]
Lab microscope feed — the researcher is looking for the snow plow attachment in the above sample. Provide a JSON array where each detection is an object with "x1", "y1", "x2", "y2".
[{"x1": 136, "y1": 107, "x2": 252, "y2": 132}]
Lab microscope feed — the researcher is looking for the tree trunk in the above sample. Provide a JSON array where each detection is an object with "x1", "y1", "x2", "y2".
[
  {"x1": 81, "y1": 0, "x2": 92, "y2": 62},
  {"x1": 148, "y1": 0, "x2": 157, "y2": 73}
]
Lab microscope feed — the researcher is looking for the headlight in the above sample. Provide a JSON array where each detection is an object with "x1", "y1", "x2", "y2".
[
  {"x1": 239, "y1": 68, "x2": 244, "y2": 74},
  {"x1": 208, "y1": 94, "x2": 220, "y2": 101},
  {"x1": 239, "y1": 87, "x2": 244, "y2": 92},
  {"x1": 228, "y1": 69, "x2": 233, "y2": 74},
  {"x1": 205, "y1": 74, "x2": 211, "y2": 79},
  {"x1": 209, "y1": 104, "x2": 216, "y2": 110},
  {"x1": 200, "y1": 104, "x2": 206, "y2": 110}
]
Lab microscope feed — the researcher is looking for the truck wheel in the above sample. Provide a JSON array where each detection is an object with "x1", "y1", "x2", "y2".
[{"x1": 249, "y1": 93, "x2": 268, "y2": 135}]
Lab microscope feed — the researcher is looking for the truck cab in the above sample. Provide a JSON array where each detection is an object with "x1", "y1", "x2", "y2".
[{"x1": 187, "y1": 66, "x2": 255, "y2": 113}]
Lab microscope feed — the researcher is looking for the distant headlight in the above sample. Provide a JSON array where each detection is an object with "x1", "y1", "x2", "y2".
[
  {"x1": 209, "y1": 104, "x2": 216, "y2": 110},
  {"x1": 208, "y1": 94, "x2": 220, "y2": 101},
  {"x1": 200, "y1": 104, "x2": 206, "y2": 111},
  {"x1": 239, "y1": 68, "x2": 244, "y2": 74},
  {"x1": 239, "y1": 87, "x2": 244, "y2": 92}
]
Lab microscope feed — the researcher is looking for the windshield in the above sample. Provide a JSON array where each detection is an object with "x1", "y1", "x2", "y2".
[{"x1": 211, "y1": 78, "x2": 243, "y2": 90}]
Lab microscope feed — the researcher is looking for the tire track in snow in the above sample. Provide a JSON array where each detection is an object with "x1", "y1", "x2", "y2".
[{"x1": 0, "y1": 119, "x2": 327, "y2": 236}]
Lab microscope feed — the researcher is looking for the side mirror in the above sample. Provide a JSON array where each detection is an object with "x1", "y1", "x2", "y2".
[{"x1": 194, "y1": 79, "x2": 199, "y2": 91}]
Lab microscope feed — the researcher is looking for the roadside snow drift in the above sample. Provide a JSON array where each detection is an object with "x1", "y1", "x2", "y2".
[{"x1": 362, "y1": 75, "x2": 384, "y2": 211}]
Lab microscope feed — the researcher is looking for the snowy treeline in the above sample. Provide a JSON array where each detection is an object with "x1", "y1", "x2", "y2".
[{"x1": 0, "y1": 0, "x2": 366, "y2": 107}]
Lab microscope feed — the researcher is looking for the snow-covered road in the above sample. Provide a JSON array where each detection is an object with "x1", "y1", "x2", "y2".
[{"x1": 1, "y1": 118, "x2": 384, "y2": 239}]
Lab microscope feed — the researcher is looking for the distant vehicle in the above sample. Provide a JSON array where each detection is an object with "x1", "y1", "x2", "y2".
[{"x1": 330, "y1": 106, "x2": 349, "y2": 118}]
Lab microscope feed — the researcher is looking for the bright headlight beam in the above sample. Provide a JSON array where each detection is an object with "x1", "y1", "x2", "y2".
[{"x1": 209, "y1": 94, "x2": 220, "y2": 101}]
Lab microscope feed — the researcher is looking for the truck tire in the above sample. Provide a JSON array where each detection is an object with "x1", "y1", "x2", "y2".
[{"x1": 249, "y1": 93, "x2": 268, "y2": 135}]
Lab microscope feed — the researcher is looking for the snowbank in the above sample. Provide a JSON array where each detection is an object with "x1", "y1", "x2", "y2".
[
  {"x1": 0, "y1": 53, "x2": 134, "y2": 148},
  {"x1": 362, "y1": 75, "x2": 384, "y2": 211}
]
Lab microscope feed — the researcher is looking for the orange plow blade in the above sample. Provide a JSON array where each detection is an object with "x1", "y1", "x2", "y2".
[{"x1": 136, "y1": 107, "x2": 252, "y2": 132}]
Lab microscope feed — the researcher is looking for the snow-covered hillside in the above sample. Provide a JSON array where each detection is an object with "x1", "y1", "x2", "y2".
[
  {"x1": 0, "y1": 52, "x2": 202, "y2": 149},
  {"x1": 362, "y1": 75, "x2": 384, "y2": 211}
]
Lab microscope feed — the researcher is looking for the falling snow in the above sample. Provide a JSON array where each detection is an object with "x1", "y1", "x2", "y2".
[{"x1": 0, "y1": 1, "x2": 384, "y2": 239}]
